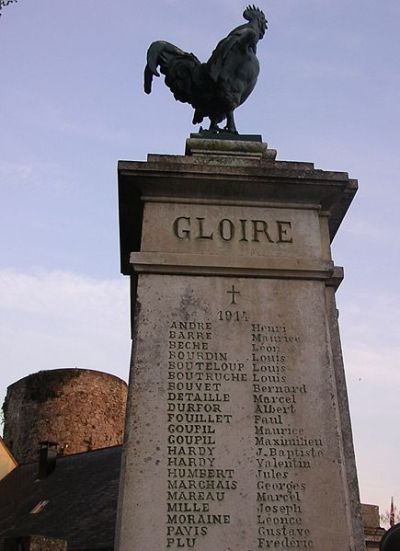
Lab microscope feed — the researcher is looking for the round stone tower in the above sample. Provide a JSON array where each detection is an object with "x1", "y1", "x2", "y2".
[{"x1": 2, "y1": 368, "x2": 127, "y2": 463}]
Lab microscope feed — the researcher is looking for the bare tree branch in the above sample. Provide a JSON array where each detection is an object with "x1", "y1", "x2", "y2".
[
  {"x1": 380, "y1": 507, "x2": 400, "y2": 529},
  {"x1": 0, "y1": 0, "x2": 19, "y2": 17}
]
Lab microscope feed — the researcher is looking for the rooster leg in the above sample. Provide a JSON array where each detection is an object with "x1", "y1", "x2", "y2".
[
  {"x1": 208, "y1": 119, "x2": 221, "y2": 133},
  {"x1": 225, "y1": 111, "x2": 238, "y2": 134}
]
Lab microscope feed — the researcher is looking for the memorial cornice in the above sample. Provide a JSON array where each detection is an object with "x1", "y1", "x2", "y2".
[{"x1": 118, "y1": 148, "x2": 357, "y2": 275}]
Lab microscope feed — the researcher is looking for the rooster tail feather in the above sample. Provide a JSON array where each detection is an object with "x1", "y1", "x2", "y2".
[
  {"x1": 146, "y1": 41, "x2": 164, "y2": 75},
  {"x1": 144, "y1": 41, "x2": 165, "y2": 94},
  {"x1": 144, "y1": 65, "x2": 155, "y2": 94},
  {"x1": 144, "y1": 40, "x2": 201, "y2": 106},
  {"x1": 145, "y1": 40, "x2": 187, "y2": 78}
]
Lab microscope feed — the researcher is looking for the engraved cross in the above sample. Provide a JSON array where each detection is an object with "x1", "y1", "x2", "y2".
[{"x1": 227, "y1": 285, "x2": 240, "y2": 305}]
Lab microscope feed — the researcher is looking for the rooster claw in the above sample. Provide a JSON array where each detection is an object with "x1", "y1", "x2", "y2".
[
  {"x1": 207, "y1": 122, "x2": 222, "y2": 133},
  {"x1": 224, "y1": 127, "x2": 238, "y2": 134}
]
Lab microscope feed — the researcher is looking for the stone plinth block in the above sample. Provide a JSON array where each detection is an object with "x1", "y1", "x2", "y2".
[{"x1": 115, "y1": 140, "x2": 366, "y2": 551}]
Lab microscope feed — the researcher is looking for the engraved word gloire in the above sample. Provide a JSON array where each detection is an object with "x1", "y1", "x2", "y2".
[{"x1": 173, "y1": 217, "x2": 293, "y2": 244}]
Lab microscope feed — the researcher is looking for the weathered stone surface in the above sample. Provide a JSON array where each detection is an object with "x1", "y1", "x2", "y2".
[
  {"x1": 2, "y1": 535, "x2": 67, "y2": 550},
  {"x1": 185, "y1": 138, "x2": 275, "y2": 160},
  {"x1": 361, "y1": 504, "x2": 385, "y2": 550},
  {"x1": 141, "y1": 203, "x2": 324, "y2": 259},
  {"x1": 3, "y1": 369, "x2": 127, "y2": 463},
  {"x1": 116, "y1": 139, "x2": 365, "y2": 550}
]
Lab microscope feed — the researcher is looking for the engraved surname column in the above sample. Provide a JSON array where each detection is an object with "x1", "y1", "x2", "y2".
[{"x1": 166, "y1": 319, "x2": 237, "y2": 548}]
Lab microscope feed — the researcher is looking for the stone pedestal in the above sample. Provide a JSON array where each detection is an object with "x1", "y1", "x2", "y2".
[{"x1": 115, "y1": 140, "x2": 366, "y2": 550}]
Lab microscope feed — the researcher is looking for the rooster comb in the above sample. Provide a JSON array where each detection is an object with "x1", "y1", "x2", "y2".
[{"x1": 243, "y1": 5, "x2": 267, "y2": 27}]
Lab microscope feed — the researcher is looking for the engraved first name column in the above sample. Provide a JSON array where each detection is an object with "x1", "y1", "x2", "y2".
[{"x1": 115, "y1": 139, "x2": 366, "y2": 551}]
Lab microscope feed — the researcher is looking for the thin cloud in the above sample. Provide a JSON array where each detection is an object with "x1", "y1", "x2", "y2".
[
  {"x1": 0, "y1": 159, "x2": 67, "y2": 190},
  {"x1": 0, "y1": 269, "x2": 131, "y2": 411},
  {"x1": 340, "y1": 217, "x2": 389, "y2": 241},
  {"x1": 341, "y1": 292, "x2": 400, "y2": 380},
  {"x1": 338, "y1": 291, "x2": 399, "y2": 514}
]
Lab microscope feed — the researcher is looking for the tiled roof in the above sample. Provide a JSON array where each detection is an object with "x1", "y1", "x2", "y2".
[{"x1": 0, "y1": 446, "x2": 122, "y2": 550}]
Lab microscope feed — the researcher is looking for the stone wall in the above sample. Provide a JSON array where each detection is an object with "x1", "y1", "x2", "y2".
[
  {"x1": 2, "y1": 535, "x2": 67, "y2": 551},
  {"x1": 2, "y1": 368, "x2": 127, "y2": 463}
]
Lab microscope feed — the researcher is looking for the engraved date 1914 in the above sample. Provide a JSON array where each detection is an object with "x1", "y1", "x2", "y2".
[{"x1": 217, "y1": 310, "x2": 249, "y2": 322}]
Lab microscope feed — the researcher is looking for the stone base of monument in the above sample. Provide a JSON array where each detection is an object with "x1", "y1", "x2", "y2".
[{"x1": 115, "y1": 139, "x2": 366, "y2": 550}]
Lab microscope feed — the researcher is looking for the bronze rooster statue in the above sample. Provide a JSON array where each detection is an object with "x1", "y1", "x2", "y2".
[{"x1": 144, "y1": 5, "x2": 267, "y2": 134}]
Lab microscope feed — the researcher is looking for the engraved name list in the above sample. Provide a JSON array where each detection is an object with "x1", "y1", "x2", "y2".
[{"x1": 164, "y1": 289, "x2": 325, "y2": 550}]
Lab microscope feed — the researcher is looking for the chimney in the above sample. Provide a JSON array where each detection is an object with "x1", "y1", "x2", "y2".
[{"x1": 38, "y1": 441, "x2": 58, "y2": 479}]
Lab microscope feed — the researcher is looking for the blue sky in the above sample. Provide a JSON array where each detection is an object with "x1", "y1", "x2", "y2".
[{"x1": 1, "y1": 0, "x2": 399, "y2": 521}]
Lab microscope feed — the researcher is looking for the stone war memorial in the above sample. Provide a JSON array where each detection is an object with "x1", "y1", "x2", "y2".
[{"x1": 115, "y1": 6, "x2": 366, "y2": 551}]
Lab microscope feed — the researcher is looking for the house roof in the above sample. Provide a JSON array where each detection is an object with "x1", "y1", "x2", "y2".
[
  {"x1": 0, "y1": 437, "x2": 17, "y2": 481},
  {"x1": 0, "y1": 445, "x2": 122, "y2": 550}
]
